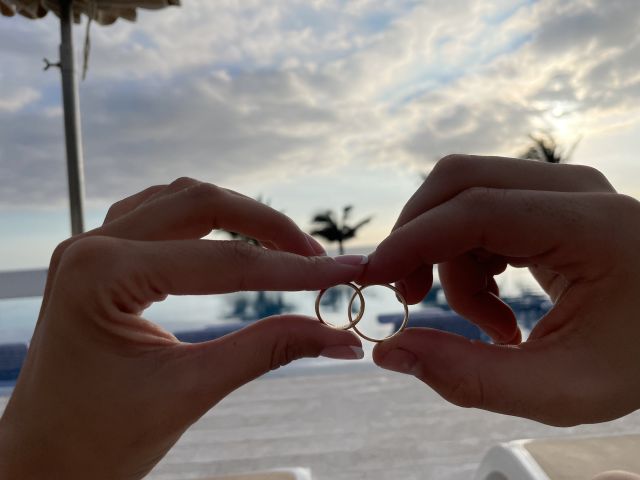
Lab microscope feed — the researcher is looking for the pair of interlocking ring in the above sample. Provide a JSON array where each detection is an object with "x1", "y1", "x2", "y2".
[{"x1": 315, "y1": 283, "x2": 409, "y2": 342}]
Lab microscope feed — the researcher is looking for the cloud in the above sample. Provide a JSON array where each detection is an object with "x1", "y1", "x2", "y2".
[
  {"x1": 1, "y1": 0, "x2": 640, "y2": 209},
  {"x1": 0, "y1": 86, "x2": 40, "y2": 112},
  {"x1": 532, "y1": 0, "x2": 640, "y2": 53},
  {"x1": 396, "y1": 0, "x2": 640, "y2": 161}
]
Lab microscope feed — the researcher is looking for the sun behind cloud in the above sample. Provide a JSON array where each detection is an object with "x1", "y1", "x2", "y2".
[{"x1": 1, "y1": 0, "x2": 639, "y2": 266}]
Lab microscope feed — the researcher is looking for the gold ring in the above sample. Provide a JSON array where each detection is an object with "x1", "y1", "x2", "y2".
[
  {"x1": 349, "y1": 284, "x2": 409, "y2": 343},
  {"x1": 315, "y1": 283, "x2": 409, "y2": 342},
  {"x1": 315, "y1": 282, "x2": 365, "y2": 330}
]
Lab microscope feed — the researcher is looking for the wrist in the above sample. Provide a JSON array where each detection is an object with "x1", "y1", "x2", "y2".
[
  {"x1": 0, "y1": 412, "x2": 73, "y2": 480},
  {"x1": 1, "y1": 408, "x2": 140, "y2": 480},
  {"x1": 0, "y1": 415, "x2": 32, "y2": 479}
]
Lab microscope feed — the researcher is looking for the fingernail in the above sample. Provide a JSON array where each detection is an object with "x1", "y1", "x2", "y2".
[
  {"x1": 334, "y1": 254, "x2": 369, "y2": 266},
  {"x1": 378, "y1": 349, "x2": 420, "y2": 375},
  {"x1": 320, "y1": 345, "x2": 364, "y2": 360}
]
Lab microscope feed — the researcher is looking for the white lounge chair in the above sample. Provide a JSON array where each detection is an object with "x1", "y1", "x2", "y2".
[
  {"x1": 199, "y1": 468, "x2": 312, "y2": 480},
  {"x1": 474, "y1": 434, "x2": 640, "y2": 480}
]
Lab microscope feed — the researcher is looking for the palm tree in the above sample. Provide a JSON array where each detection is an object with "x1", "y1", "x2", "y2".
[
  {"x1": 310, "y1": 206, "x2": 372, "y2": 255},
  {"x1": 520, "y1": 131, "x2": 581, "y2": 163},
  {"x1": 228, "y1": 291, "x2": 294, "y2": 322}
]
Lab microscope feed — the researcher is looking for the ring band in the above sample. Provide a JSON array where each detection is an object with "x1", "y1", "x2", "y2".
[
  {"x1": 349, "y1": 284, "x2": 409, "y2": 343},
  {"x1": 315, "y1": 283, "x2": 409, "y2": 342},
  {"x1": 315, "y1": 282, "x2": 365, "y2": 330}
]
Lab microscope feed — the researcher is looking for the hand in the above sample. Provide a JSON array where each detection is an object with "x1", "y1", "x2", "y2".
[
  {"x1": 361, "y1": 155, "x2": 640, "y2": 426},
  {"x1": 0, "y1": 178, "x2": 365, "y2": 479}
]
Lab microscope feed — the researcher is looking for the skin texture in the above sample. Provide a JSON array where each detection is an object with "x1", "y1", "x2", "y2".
[
  {"x1": 362, "y1": 155, "x2": 640, "y2": 427},
  {"x1": 0, "y1": 178, "x2": 365, "y2": 480},
  {"x1": 2, "y1": 162, "x2": 639, "y2": 478}
]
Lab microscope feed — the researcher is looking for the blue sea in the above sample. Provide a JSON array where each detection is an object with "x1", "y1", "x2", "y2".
[
  {"x1": 1, "y1": 268, "x2": 546, "y2": 344},
  {"x1": 0, "y1": 267, "x2": 550, "y2": 397},
  {"x1": 0, "y1": 288, "x2": 425, "y2": 344},
  {"x1": 1, "y1": 267, "x2": 546, "y2": 344},
  {"x1": 0, "y1": 267, "x2": 546, "y2": 346}
]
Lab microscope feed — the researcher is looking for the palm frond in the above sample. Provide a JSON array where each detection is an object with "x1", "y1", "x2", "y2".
[
  {"x1": 310, "y1": 226, "x2": 342, "y2": 242},
  {"x1": 312, "y1": 210, "x2": 336, "y2": 225},
  {"x1": 310, "y1": 206, "x2": 371, "y2": 252},
  {"x1": 521, "y1": 131, "x2": 580, "y2": 164}
]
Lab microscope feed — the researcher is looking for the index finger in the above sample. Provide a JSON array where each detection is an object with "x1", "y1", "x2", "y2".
[
  {"x1": 56, "y1": 236, "x2": 365, "y2": 306},
  {"x1": 363, "y1": 188, "x2": 612, "y2": 285}
]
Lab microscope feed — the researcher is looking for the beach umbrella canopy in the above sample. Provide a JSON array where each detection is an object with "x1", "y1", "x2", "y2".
[
  {"x1": 1, "y1": 0, "x2": 178, "y2": 24},
  {"x1": 1, "y1": 0, "x2": 180, "y2": 234}
]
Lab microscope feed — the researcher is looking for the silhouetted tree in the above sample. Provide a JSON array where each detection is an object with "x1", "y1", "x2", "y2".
[
  {"x1": 520, "y1": 131, "x2": 580, "y2": 164},
  {"x1": 318, "y1": 284, "x2": 363, "y2": 313},
  {"x1": 228, "y1": 291, "x2": 294, "y2": 322},
  {"x1": 310, "y1": 206, "x2": 372, "y2": 255}
]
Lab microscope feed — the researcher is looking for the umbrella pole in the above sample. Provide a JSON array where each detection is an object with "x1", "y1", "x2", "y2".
[{"x1": 59, "y1": 0, "x2": 85, "y2": 235}]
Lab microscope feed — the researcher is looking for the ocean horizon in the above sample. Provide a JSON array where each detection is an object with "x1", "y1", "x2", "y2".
[{"x1": 0, "y1": 263, "x2": 543, "y2": 345}]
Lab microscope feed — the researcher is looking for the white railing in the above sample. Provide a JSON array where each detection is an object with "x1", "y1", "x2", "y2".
[
  {"x1": 0, "y1": 269, "x2": 46, "y2": 381},
  {"x1": 0, "y1": 269, "x2": 47, "y2": 300}
]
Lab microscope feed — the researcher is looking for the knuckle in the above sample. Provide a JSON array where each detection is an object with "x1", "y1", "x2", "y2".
[
  {"x1": 170, "y1": 176, "x2": 199, "y2": 190},
  {"x1": 273, "y1": 211, "x2": 298, "y2": 233},
  {"x1": 574, "y1": 165, "x2": 615, "y2": 192},
  {"x1": 260, "y1": 209, "x2": 298, "y2": 242},
  {"x1": 585, "y1": 194, "x2": 639, "y2": 235},
  {"x1": 105, "y1": 201, "x2": 124, "y2": 220},
  {"x1": 188, "y1": 181, "x2": 225, "y2": 204},
  {"x1": 227, "y1": 242, "x2": 262, "y2": 291},
  {"x1": 229, "y1": 240, "x2": 260, "y2": 262},
  {"x1": 457, "y1": 186, "x2": 498, "y2": 206},
  {"x1": 49, "y1": 236, "x2": 79, "y2": 271},
  {"x1": 262, "y1": 319, "x2": 307, "y2": 370},
  {"x1": 136, "y1": 184, "x2": 165, "y2": 202},
  {"x1": 430, "y1": 154, "x2": 470, "y2": 181},
  {"x1": 606, "y1": 194, "x2": 640, "y2": 263},
  {"x1": 612, "y1": 193, "x2": 640, "y2": 215},
  {"x1": 271, "y1": 342, "x2": 305, "y2": 370},
  {"x1": 446, "y1": 371, "x2": 484, "y2": 409},
  {"x1": 57, "y1": 236, "x2": 125, "y2": 281},
  {"x1": 454, "y1": 187, "x2": 508, "y2": 248},
  {"x1": 296, "y1": 255, "x2": 331, "y2": 290}
]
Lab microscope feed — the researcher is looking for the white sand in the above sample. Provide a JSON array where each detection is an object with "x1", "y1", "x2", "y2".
[
  {"x1": 148, "y1": 364, "x2": 640, "y2": 479},
  {"x1": 2, "y1": 363, "x2": 639, "y2": 479}
]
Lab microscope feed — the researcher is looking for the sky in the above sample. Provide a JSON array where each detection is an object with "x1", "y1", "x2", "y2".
[{"x1": 1, "y1": 0, "x2": 640, "y2": 270}]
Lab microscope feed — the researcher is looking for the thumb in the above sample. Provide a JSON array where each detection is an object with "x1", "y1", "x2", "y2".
[
  {"x1": 182, "y1": 315, "x2": 363, "y2": 405},
  {"x1": 372, "y1": 328, "x2": 590, "y2": 426}
]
